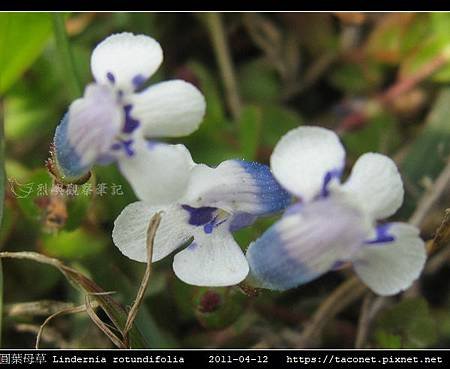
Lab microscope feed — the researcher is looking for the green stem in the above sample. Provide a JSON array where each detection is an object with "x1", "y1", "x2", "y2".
[
  {"x1": 0, "y1": 99, "x2": 4, "y2": 227},
  {"x1": 0, "y1": 260, "x2": 3, "y2": 348},
  {"x1": 51, "y1": 13, "x2": 82, "y2": 98},
  {"x1": 204, "y1": 13, "x2": 241, "y2": 121},
  {"x1": 0, "y1": 101, "x2": 4, "y2": 347}
]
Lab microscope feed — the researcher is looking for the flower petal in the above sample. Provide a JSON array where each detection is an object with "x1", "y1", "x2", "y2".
[
  {"x1": 54, "y1": 84, "x2": 122, "y2": 181},
  {"x1": 53, "y1": 113, "x2": 91, "y2": 181},
  {"x1": 68, "y1": 84, "x2": 122, "y2": 165},
  {"x1": 112, "y1": 202, "x2": 193, "y2": 263},
  {"x1": 91, "y1": 32, "x2": 163, "y2": 91},
  {"x1": 130, "y1": 80, "x2": 206, "y2": 138},
  {"x1": 271, "y1": 126, "x2": 346, "y2": 201},
  {"x1": 173, "y1": 227, "x2": 249, "y2": 286},
  {"x1": 340, "y1": 153, "x2": 404, "y2": 220},
  {"x1": 353, "y1": 223, "x2": 426, "y2": 296},
  {"x1": 118, "y1": 140, "x2": 195, "y2": 206},
  {"x1": 246, "y1": 197, "x2": 370, "y2": 291},
  {"x1": 182, "y1": 160, "x2": 291, "y2": 216}
]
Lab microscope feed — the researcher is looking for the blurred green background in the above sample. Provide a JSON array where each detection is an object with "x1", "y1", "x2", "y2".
[{"x1": 0, "y1": 12, "x2": 450, "y2": 349}]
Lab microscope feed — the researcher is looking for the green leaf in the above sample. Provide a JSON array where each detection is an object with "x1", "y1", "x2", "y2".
[
  {"x1": 171, "y1": 279, "x2": 199, "y2": 322},
  {"x1": 9, "y1": 168, "x2": 93, "y2": 231},
  {"x1": 0, "y1": 101, "x2": 5, "y2": 225},
  {"x1": 260, "y1": 105, "x2": 303, "y2": 149},
  {"x1": 188, "y1": 62, "x2": 226, "y2": 133},
  {"x1": 4, "y1": 94, "x2": 54, "y2": 141},
  {"x1": 58, "y1": 262, "x2": 148, "y2": 348},
  {"x1": 0, "y1": 206, "x2": 16, "y2": 248},
  {"x1": 0, "y1": 13, "x2": 52, "y2": 94},
  {"x1": 110, "y1": 267, "x2": 177, "y2": 348},
  {"x1": 430, "y1": 13, "x2": 450, "y2": 35},
  {"x1": 400, "y1": 87, "x2": 450, "y2": 217},
  {"x1": 0, "y1": 260, "x2": 2, "y2": 347},
  {"x1": 93, "y1": 165, "x2": 138, "y2": 221},
  {"x1": 399, "y1": 36, "x2": 450, "y2": 82},
  {"x1": 239, "y1": 59, "x2": 281, "y2": 104},
  {"x1": 434, "y1": 309, "x2": 450, "y2": 345},
  {"x1": 397, "y1": 14, "x2": 450, "y2": 82},
  {"x1": 374, "y1": 331, "x2": 402, "y2": 349},
  {"x1": 343, "y1": 112, "x2": 400, "y2": 158},
  {"x1": 179, "y1": 62, "x2": 238, "y2": 166},
  {"x1": 193, "y1": 287, "x2": 246, "y2": 330},
  {"x1": 366, "y1": 14, "x2": 428, "y2": 64},
  {"x1": 374, "y1": 298, "x2": 437, "y2": 348},
  {"x1": 329, "y1": 62, "x2": 384, "y2": 94},
  {"x1": 0, "y1": 108, "x2": 4, "y2": 347},
  {"x1": 238, "y1": 105, "x2": 262, "y2": 161},
  {"x1": 3, "y1": 55, "x2": 64, "y2": 143},
  {"x1": 51, "y1": 13, "x2": 82, "y2": 98},
  {"x1": 13, "y1": 169, "x2": 53, "y2": 222},
  {"x1": 42, "y1": 229, "x2": 106, "y2": 260},
  {"x1": 234, "y1": 213, "x2": 279, "y2": 249},
  {"x1": 64, "y1": 176, "x2": 96, "y2": 231}
]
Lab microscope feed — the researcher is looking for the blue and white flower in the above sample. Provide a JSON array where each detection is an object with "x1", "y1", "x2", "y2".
[
  {"x1": 246, "y1": 126, "x2": 427, "y2": 296},
  {"x1": 112, "y1": 156, "x2": 291, "y2": 286},
  {"x1": 52, "y1": 32, "x2": 206, "y2": 204}
]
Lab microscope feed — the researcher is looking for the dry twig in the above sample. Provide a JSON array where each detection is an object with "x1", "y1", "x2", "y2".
[
  {"x1": 295, "y1": 277, "x2": 367, "y2": 347},
  {"x1": 36, "y1": 304, "x2": 89, "y2": 349},
  {"x1": 84, "y1": 296, "x2": 126, "y2": 349},
  {"x1": 354, "y1": 294, "x2": 391, "y2": 348},
  {"x1": 204, "y1": 13, "x2": 242, "y2": 120},
  {"x1": 122, "y1": 213, "x2": 161, "y2": 344}
]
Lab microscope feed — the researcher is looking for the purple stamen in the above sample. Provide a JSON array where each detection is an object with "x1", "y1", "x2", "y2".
[
  {"x1": 106, "y1": 72, "x2": 115, "y2": 84},
  {"x1": 204, "y1": 222, "x2": 215, "y2": 234},
  {"x1": 111, "y1": 140, "x2": 135, "y2": 156},
  {"x1": 181, "y1": 205, "x2": 228, "y2": 234},
  {"x1": 182, "y1": 205, "x2": 217, "y2": 226},
  {"x1": 122, "y1": 140, "x2": 134, "y2": 157},
  {"x1": 123, "y1": 105, "x2": 140, "y2": 134}
]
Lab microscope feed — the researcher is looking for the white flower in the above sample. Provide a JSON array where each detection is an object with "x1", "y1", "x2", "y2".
[
  {"x1": 246, "y1": 126, "x2": 427, "y2": 296},
  {"x1": 112, "y1": 156, "x2": 291, "y2": 287},
  {"x1": 52, "y1": 32, "x2": 206, "y2": 203}
]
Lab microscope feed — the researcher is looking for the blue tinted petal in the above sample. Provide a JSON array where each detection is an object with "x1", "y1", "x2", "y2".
[
  {"x1": 238, "y1": 160, "x2": 292, "y2": 214},
  {"x1": 53, "y1": 84, "x2": 123, "y2": 182},
  {"x1": 53, "y1": 113, "x2": 91, "y2": 181},
  {"x1": 184, "y1": 160, "x2": 292, "y2": 217},
  {"x1": 246, "y1": 197, "x2": 370, "y2": 291},
  {"x1": 247, "y1": 224, "x2": 314, "y2": 290}
]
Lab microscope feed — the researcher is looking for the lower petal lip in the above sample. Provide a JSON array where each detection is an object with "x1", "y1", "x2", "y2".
[
  {"x1": 246, "y1": 197, "x2": 370, "y2": 291},
  {"x1": 53, "y1": 114, "x2": 92, "y2": 182}
]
